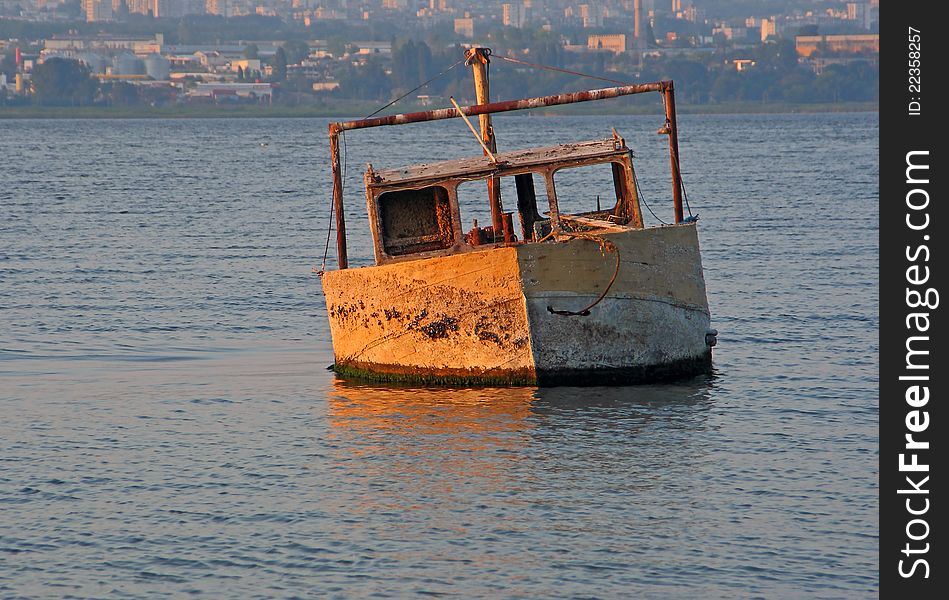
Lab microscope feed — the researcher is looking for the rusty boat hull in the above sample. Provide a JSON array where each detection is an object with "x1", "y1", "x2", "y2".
[{"x1": 321, "y1": 223, "x2": 712, "y2": 386}]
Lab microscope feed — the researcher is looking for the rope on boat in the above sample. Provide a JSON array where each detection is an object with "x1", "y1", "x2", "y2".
[
  {"x1": 546, "y1": 233, "x2": 621, "y2": 317},
  {"x1": 495, "y1": 55, "x2": 636, "y2": 86},
  {"x1": 317, "y1": 129, "x2": 347, "y2": 278},
  {"x1": 316, "y1": 183, "x2": 335, "y2": 278},
  {"x1": 635, "y1": 175, "x2": 669, "y2": 226},
  {"x1": 658, "y1": 92, "x2": 695, "y2": 221},
  {"x1": 364, "y1": 58, "x2": 466, "y2": 119}
]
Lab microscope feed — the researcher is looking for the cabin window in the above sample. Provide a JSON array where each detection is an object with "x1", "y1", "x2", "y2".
[
  {"x1": 456, "y1": 180, "x2": 502, "y2": 244},
  {"x1": 377, "y1": 186, "x2": 454, "y2": 256},
  {"x1": 503, "y1": 173, "x2": 549, "y2": 242},
  {"x1": 551, "y1": 161, "x2": 627, "y2": 220},
  {"x1": 456, "y1": 175, "x2": 552, "y2": 244}
]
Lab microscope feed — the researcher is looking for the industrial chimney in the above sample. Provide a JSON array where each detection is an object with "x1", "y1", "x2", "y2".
[{"x1": 633, "y1": 0, "x2": 641, "y2": 45}]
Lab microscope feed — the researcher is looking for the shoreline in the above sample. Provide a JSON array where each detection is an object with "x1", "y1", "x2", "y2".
[{"x1": 0, "y1": 101, "x2": 879, "y2": 119}]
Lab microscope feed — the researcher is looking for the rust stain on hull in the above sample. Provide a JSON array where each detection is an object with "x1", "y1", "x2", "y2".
[{"x1": 322, "y1": 246, "x2": 536, "y2": 383}]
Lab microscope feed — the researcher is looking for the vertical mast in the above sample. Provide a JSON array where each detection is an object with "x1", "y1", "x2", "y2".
[
  {"x1": 329, "y1": 123, "x2": 348, "y2": 269},
  {"x1": 465, "y1": 47, "x2": 504, "y2": 240},
  {"x1": 662, "y1": 82, "x2": 684, "y2": 223}
]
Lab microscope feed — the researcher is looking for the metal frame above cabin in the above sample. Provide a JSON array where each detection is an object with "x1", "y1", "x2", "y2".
[{"x1": 327, "y1": 59, "x2": 684, "y2": 270}]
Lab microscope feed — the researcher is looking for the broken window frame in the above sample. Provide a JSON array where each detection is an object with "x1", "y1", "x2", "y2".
[{"x1": 364, "y1": 146, "x2": 644, "y2": 266}]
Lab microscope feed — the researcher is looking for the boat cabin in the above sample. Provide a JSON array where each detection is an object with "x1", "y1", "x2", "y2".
[{"x1": 364, "y1": 134, "x2": 644, "y2": 265}]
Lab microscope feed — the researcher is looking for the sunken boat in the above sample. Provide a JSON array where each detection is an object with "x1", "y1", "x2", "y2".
[{"x1": 319, "y1": 48, "x2": 716, "y2": 386}]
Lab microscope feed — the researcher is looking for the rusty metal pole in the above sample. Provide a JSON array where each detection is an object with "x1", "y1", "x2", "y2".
[
  {"x1": 332, "y1": 83, "x2": 667, "y2": 133},
  {"x1": 328, "y1": 123, "x2": 348, "y2": 269},
  {"x1": 663, "y1": 82, "x2": 684, "y2": 224},
  {"x1": 466, "y1": 47, "x2": 504, "y2": 240}
]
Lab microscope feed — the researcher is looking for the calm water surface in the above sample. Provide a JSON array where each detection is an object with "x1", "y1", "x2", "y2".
[{"x1": 1, "y1": 113, "x2": 878, "y2": 598}]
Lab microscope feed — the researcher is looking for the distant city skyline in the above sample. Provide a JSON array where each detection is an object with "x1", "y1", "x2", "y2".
[
  {"x1": 2, "y1": 0, "x2": 878, "y2": 109},
  {"x1": 2, "y1": 0, "x2": 882, "y2": 28}
]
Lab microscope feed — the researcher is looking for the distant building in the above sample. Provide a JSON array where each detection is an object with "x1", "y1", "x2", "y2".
[
  {"x1": 111, "y1": 53, "x2": 145, "y2": 75},
  {"x1": 795, "y1": 34, "x2": 880, "y2": 57},
  {"x1": 43, "y1": 34, "x2": 164, "y2": 56},
  {"x1": 632, "y1": 0, "x2": 643, "y2": 48},
  {"x1": 143, "y1": 54, "x2": 170, "y2": 80},
  {"x1": 587, "y1": 34, "x2": 627, "y2": 53},
  {"x1": 846, "y1": 2, "x2": 871, "y2": 29},
  {"x1": 83, "y1": 0, "x2": 113, "y2": 21},
  {"x1": 730, "y1": 59, "x2": 756, "y2": 72},
  {"x1": 415, "y1": 94, "x2": 443, "y2": 105},
  {"x1": 189, "y1": 82, "x2": 273, "y2": 103},
  {"x1": 712, "y1": 26, "x2": 750, "y2": 41},
  {"x1": 205, "y1": 0, "x2": 225, "y2": 15},
  {"x1": 804, "y1": 55, "x2": 878, "y2": 75},
  {"x1": 152, "y1": 0, "x2": 201, "y2": 17},
  {"x1": 194, "y1": 50, "x2": 245, "y2": 70},
  {"x1": 352, "y1": 41, "x2": 392, "y2": 55},
  {"x1": 578, "y1": 4, "x2": 601, "y2": 28},
  {"x1": 16, "y1": 73, "x2": 29, "y2": 95},
  {"x1": 760, "y1": 18, "x2": 777, "y2": 42},
  {"x1": 502, "y1": 3, "x2": 525, "y2": 28},
  {"x1": 229, "y1": 58, "x2": 261, "y2": 73},
  {"x1": 312, "y1": 81, "x2": 340, "y2": 92},
  {"x1": 127, "y1": 0, "x2": 150, "y2": 15},
  {"x1": 454, "y1": 17, "x2": 474, "y2": 38}
]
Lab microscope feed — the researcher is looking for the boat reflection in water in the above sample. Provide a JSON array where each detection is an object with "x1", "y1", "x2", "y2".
[
  {"x1": 327, "y1": 381, "x2": 538, "y2": 453},
  {"x1": 327, "y1": 376, "x2": 715, "y2": 437},
  {"x1": 324, "y1": 377, "x2": 716, "y2": 561},
  {"x1": 326, "y1": 376, "x2": 715, "y2": 471}
]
